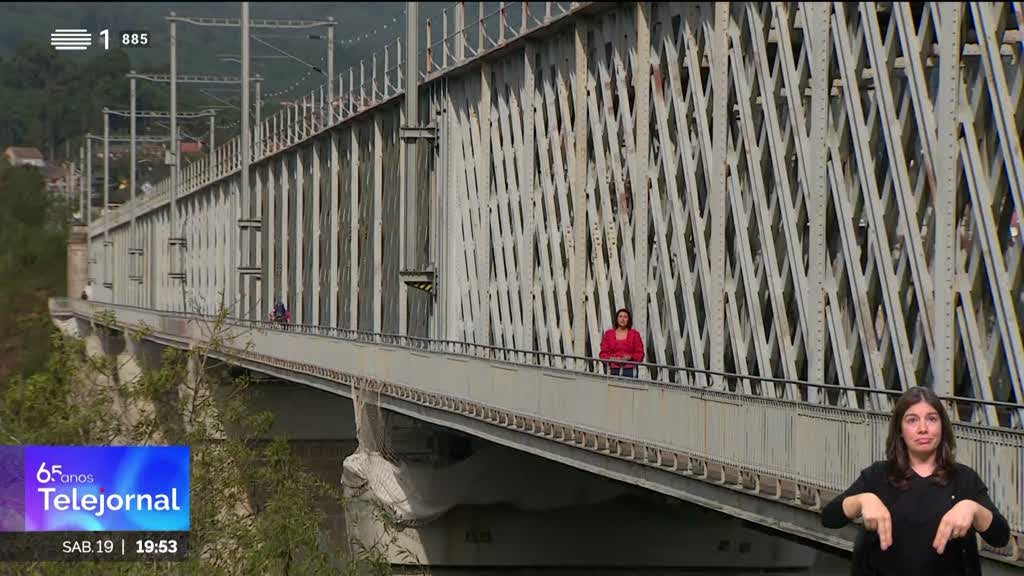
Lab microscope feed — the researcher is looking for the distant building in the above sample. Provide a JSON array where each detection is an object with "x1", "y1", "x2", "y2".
[
  {"x1": 43, "y1": 164, "x2": 71, "y2": 196},
  {"x1": 4, "y1": 146, "x2": 46, "y2": 167}
]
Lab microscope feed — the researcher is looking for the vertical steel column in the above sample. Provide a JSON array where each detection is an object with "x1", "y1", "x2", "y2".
[
  {"x1": 328, "y1": 21, "x2": 335, "y2": 124},
  {"x1": 209, "y1": 113, "x2": 215, "y2": 168},
  {"x1": 522, "y1": 42, "x2": 536, "y2": 350},
  {"x1": 479, "y1": 63, "x2": 492, "y2": 345},
  {"x1": 311, "y1": 140, "x2": 321, "y2": 326},
  {"x1": 268, "y1": 160, "x2": 277, "y2": 317},
  {"x1": 281, "y1": 157, "x2": 289, "y2": 314},
  {"x1": 221, "y1": 188, "x2": 229, "y2": 309},
  {"x1": 807, "y1": 3, "x2": 831, "y2": 400},
  {"x1": 237, "y1": 1, "x2": 250, "y2": 317},
  {"x1": 71, "y1": 155, "x2": 77, "y2": 223},
  {"x1": 934, "y1": 2, "x2": 962, "y2": 399},
  {"x1": 103, "y1": 111, "x2": 111, "y2": 295},
  {"x1": 86, "y1": 136, "x2": 92, "y2": 228},
  {"x1": 295, "y1": 150, "x2": 304, "y2": 323},
  {"x1": 431, "y1": 88, "x2": 444, "y2": 341},
  {"x1": 130, "y1": 75, "x2": 138, "y2": 306},
  {"x1": 349, "y1": 67, "x2": 355, "y2": 117},
  {"x1": 264, "y1": 161, "x2": 274, "y2": 318},
  {"x1": 458, "y1": 2, "x2": 466, "y2": 61},
  {"x1": 440, "y1": 83, "x2": 454, "y2": 340},
  {"x1": 404, "y1": 1, "x2": 420, "y2": 333},
  {"x1": 571, "y1": 21, "x2": 588, "y2": 359},
  {"x1": 84, "y1": 136, "x2": 92, "y2": 286},
  {"x1": 206, "y1": 196, "x2": 213, "y2": 312},
  {"x1": 443, "y1": 9, "x2": 449, "y2": 68},
  {"x1": 254, "y1": 153, "x2": 263, "y2": 318},
  {"x1": 255, "y1": 82, "x2": 261, "y2": 158},
  {"x1": 709, "y1": 3, "x2": 729, "y2": 388},
  {"x1": 169, "y1": 14, "x2": 179, "y2": 303},
  {"x1": 634, "y1": 3, "x2": 651, "y2": 356},
  {"x1": 398, "y1": 104, "x2": 408, "y2": 335},
  {"x1": 79, "y1": 147, "x2": 85, "y2": 221},
  {"x1": 478, "y1": 1, "x2": 484, "y2": 53},
  {"x1": 349, "y1": 128, "x2": 359, "y2": 330},
  {"x1": 259, "y1": 140, "x2": 269, "y2": 321},
  {"x1": 149, "y1": 218, "x2": 155, "y2": 308},
  {"x1": 329, "y1": 131, "x2": 339, "y2": 326},
  {"x1": 84, "y1": 139, "x2": 91, "y2": 275},
  {"x1": 373, "y1": 115, "x2": 384, "y2": 332}
]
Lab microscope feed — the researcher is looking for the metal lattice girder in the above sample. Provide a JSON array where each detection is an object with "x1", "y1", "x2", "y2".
[{"x1": 92, "y1": 1, "x2": 1024, "y2": 425}]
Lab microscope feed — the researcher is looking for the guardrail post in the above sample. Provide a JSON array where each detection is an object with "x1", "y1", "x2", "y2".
[
  {"x1": 499, "y1": 2, "x2": 506, "y2": 43},
  {"x1": 457, "y1": 2, "x2": 466, "y2": 60},
  {"x1": 426, "y1": 18, "x2": 433, "y2": 73},
  {"x1": 478, "y1": 1, "x2": 485, "y2": 53}
]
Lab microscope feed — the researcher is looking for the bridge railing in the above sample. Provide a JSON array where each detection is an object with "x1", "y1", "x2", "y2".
[
  {"x1": 90, "y1": 301, "x2": 1021, "y2": 431},
  {"x1": 239, "y1": 318, "x2": 1018, "y2": 427},
  {"x1": 424, "y1": 1, "x2": 583, "y2": 78}
]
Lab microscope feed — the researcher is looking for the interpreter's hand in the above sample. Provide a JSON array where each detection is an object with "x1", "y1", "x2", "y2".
[
  {"x1": 858, "y1": 493, "x2": 893, "y2": 551},
  {"x1": 933, "y1": 500, "x2": 978, "y2": 554}
]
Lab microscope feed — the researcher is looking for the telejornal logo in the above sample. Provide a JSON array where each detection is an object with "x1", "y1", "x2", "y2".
[
  {"x1": 50, "y1": 29, "x2": 92, "y2": 51},
  {"x1": 38, "y1": 486, "x2": 182, "y2": 518},
  {"x1": 22, "y1": 446, "x2": 191, "y2": 532}
]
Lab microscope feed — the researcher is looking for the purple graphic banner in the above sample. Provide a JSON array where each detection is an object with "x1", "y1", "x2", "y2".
[{"x1": 0, "y1": 446, "x2": 189, "y2": 532}]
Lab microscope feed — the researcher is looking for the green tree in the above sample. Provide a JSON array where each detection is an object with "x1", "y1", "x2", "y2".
[
  {"x1": 0, "y1": 158, "x2": 67, "y2": 380},
  {"x1": 0, "y1": 311, "x2": 401, "y2": 576}
]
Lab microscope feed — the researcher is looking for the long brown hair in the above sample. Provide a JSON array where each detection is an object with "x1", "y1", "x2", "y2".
[{"x1": 885, "y1": 386, "x2": 957, "y2": 489}]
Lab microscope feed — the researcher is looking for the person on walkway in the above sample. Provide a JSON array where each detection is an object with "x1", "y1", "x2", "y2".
[
  {"x1": 272, "y1": 300, "x2": 290, "y2": 325},
  {"x1": 821, "y1": 386, "x2": 1009, "y2": 575},
  {"x1": 598, "y1": 307, "x2": 645, "y2": 378}
]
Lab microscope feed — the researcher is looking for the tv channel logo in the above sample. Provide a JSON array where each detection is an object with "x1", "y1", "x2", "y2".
[{"x1": 50, "y1": 29, "x2": 93, "y2": 51}]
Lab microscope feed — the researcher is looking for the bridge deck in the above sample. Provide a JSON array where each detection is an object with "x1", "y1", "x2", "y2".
[{"x1": 52, "y1": 298, "x2": 1024, "y2": 568}]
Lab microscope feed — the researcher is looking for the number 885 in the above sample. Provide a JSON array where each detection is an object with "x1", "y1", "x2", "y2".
[{"x1": 122, "y1": 33, "x2": 148, "y2": 46}]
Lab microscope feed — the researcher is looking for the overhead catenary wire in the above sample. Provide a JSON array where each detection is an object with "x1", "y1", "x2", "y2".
[
  {"x1": 262, "y1": 59, "x2": 324, "y2": 98},
  {"x1": 252, "y1": 34, "x2": 326, "y2": 76},
  {"x1": 199, "y1": 89, "x2": 240, "y2": 110}
]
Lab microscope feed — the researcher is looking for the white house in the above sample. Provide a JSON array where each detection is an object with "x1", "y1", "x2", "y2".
[{"x1": 3, "y1": 146, "x2": 46, "y2": 168}]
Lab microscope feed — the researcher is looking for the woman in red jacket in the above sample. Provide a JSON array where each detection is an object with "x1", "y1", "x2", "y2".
[{"x1": 599, "y1": 308, "x2": 645, "y2": 378}]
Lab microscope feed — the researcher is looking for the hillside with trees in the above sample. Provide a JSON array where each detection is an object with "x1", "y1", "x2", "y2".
[{"x1": 0, "y1": 159, "x2": 68, "y2": 380}]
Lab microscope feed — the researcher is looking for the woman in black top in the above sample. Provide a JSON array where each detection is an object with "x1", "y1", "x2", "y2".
[{"x1": 821, "y1": 386, "x2": 1010, "y2": 575}]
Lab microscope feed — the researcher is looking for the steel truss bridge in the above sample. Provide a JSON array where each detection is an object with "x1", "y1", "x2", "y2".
[{"x1": 68, "y1": 2, "x2": 1024, "y2": 568}]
